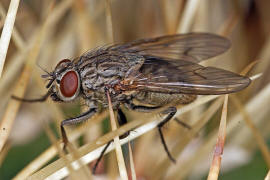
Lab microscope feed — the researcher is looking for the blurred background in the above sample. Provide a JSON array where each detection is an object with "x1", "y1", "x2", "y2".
[{"x1": 0, "y1": 0, "x2": 270, "y2": 179}]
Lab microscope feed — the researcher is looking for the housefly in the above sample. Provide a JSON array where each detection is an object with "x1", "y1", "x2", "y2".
[{"x1": 13, "y1": 33, "x2": 251, "y2": 173}]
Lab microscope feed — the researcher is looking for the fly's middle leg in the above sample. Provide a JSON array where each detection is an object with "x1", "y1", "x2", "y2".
[{"x1": 92, "y1": 108, "x2": 130, "y2": 174}]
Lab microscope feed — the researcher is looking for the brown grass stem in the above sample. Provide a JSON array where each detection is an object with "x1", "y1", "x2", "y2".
[{"x1": 207, "y1": 95, "x2": 228, "y2": 180}]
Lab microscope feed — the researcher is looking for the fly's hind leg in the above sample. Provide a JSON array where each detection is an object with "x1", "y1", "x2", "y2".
[
  {"x1": 158, "y1": 107, "x2": 177, "y2": 163},
  {"x1": 174, "y1": 117, "x2": 191, "y2": 130},
  {"x1": 125, "y1": 100, "x2": 178, "y2": 163},
  {"x1": 92, "y1": 108, "x2": 129, "y2": 174}
]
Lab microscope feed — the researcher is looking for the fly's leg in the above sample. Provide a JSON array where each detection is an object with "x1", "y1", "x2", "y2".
[
  {"x1": 92, "y1": 108, "x2": 129, "y2": 174},
  {"x1": 61, "y1": 108, "x2": 97, "y2": 150},
  {"x1": 158, "y1": 107, "x2": 177, "y2": 163},
  {"x1": 118, "y1": 108, "x2": 130, "y2": 139},
  {"x1": 92, "y1": 141, "x2": 112, "y2": 174},
  {"x1": 174, "y1": 117, "x2": 191, "y2": 130},
  {"x1": 11, "y1": 89, "x2": 52, "y2": 102},
  {"x1": 125, "y1": 100, "x2": 177, "y2": 163}
]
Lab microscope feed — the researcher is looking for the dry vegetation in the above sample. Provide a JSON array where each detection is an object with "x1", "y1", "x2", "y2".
[{"x1": 0, "y1": 0, "x2": 270, "y2": 179}]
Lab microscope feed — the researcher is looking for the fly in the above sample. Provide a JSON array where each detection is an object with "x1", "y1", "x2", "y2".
[{"x1": 12, "y1": 33, "x2": 251, "y2": 173}]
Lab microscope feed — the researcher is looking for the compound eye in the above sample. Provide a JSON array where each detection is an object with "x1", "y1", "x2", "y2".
[
  {"x1": 56, "y1": 59, "x2": 71, "y2": 69},
  {"x1": 60, "y1": 71, "x2": 79, "y2": 97}
]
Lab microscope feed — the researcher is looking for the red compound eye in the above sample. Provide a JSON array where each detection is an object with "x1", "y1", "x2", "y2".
[
  {"x1": 56, "y1": 59, "x2": 71, "y2": 68},
  {"x1": 60, "y1": 71, "x2": 79, "y2": 97}
]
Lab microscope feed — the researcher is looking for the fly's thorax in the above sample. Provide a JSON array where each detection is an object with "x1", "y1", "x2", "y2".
[
  {"x1": 80, "y1": 76, "x2": 129, "y2": 108},
  {"x1": 77, "y1": 50, "x2": 136, "y2": 105}
]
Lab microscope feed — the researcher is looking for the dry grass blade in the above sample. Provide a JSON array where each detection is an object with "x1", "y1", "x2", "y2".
[
  {"x1": 0, "y1": 64, "x2": 32, "y2": 152},
  {"x1": 1, "y1": 0, "x2": 73, "y2": 174},
  {"x1": 0, "y1": 141, "x2": 10, "y2": 166},
  {"x1": 106, "y1": 91, "x2": 128, "y2": 180},
  {"x1": 13, "y1": 147, "x2": 57, "y2": 180},
  {"x1": 228, "y1": 74, "x2": 269, "y2": 148},
  {"x1": 207, "y1": 95, "x2": 228, "y2": 180},
  {"x1": 72, "y1": 0, "x2": 99, "y2": 51},
  {"x1": 218, "y1": 11, "x2": 240, "y2": 36},
  {"x1": 128, "y1": 142, "x2": 137, "y2": 180},
  {"x1": 177, "y1": 0, "x2": 200, "y2": 33},
  {"x1": 250, "y1": 73, "x2": 262, "y2": 81},
  {"x1": 43, "y1": 123, "x2": 80, "y2": 180},
  {"x1": 0, "y1": 0, "x2": 20, "y2": 77},
  {"x1": 105, "y1": 0, "x2": 128, "y2": 178},
  {"x1": 230, "y1": 95, "x2": 270, "y2": 168},
  {"x1": 0, "y1": 2, "x2": 24, "y2": 50},
  {"x1": 265, "y1": 170, "x2": 270, "y2": 180},
  {"x1": 240, "y1": 60, "x2": 260, "y2": 76},
  {"x1": 0, "y1": 33, "x2": 33, "y2": 97},
  {"x1": 14, "y1": 112, "x2": 108, "y2": 180},
  {"x1": 0, "y1": 0, "x2": 63, "y2": 153},
  {"x1": 253, "y1": 35, "x2": 270, "y2": 80},
  {"x1": 175, "y1": 95, "x2": 219, "y2": 117},
  {"x1": 105, "y1": 0, "x2": 114, "y2": 43}
]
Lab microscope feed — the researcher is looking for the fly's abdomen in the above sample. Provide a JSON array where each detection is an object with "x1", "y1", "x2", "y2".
[{"x1": 134, "y1": 92, "x2": 197, "y2": 106}]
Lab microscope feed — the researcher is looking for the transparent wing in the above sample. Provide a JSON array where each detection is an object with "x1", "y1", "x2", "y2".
[
  {"x1": 126, "y1": 57, "x2": 250, "y2": 95},
  {"x1": 111, "y1": 33, "x2": 230, "y2": 63}
]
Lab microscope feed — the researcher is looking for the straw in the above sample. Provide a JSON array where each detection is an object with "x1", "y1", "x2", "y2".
[
  {"x1": 0, "y1": 0, "x2": 21, "y2": 77},
  {"x1": 129, "y1": 142, "x2": 137, "y2": 180},
  {"x1": 106, "y1": 91, "x2": 128, "y2": 180},
  {"x1": 265, "y1": 170, "x2": 270, "y2": 180},
  {"x1": 0, "y1": 2, "x2": 24, "y2": 51},
  {"x1": 207, "y1": 95, "x2": 228, "y2": 180},
  {"x1": 177, "y1": 0, "x2": 201, "y2": 33},
  {"x1": 0, "y1": 0, "x2": 73, "y2": 154},
  {"x1": 230, "y1": 95, "x2": 270, "y2": 168}
]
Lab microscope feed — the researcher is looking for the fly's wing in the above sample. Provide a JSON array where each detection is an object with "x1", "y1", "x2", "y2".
[
  {"x1": 110, "y1": 33, "x2": 230, "y2": 63},
  {"x1": 129, "y1": 57, "x2": 250, "y2": 95}
]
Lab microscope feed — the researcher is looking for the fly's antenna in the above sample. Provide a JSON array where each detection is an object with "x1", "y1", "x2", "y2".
[
  {"x1": 36, "y1": 63, "x2": 55, "y2": 88},
  {"x1": 37, "y1": 63, "x2": 52, "y2": 77}
]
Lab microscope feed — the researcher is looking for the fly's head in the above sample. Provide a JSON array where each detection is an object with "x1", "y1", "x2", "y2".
[{"x1": 44, "y1": 59, "x2": 81, "y2": 102}]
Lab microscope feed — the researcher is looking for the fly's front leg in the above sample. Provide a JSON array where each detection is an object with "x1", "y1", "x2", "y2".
[
  {"x1": 92, "y1": 108, "x2": 129, "y2": 174},
  {"x1": 61, "y1": 108, "x2": 97, "y2": 150}
]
